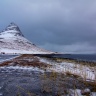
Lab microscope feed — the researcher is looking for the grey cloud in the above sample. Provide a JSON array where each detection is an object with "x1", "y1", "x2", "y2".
[
  {"x1": 0, "y1": 0, "x2": 96, "y2": 53},
  {"x1": 42, "y1": 43, "x2": 96, "y2": 54}
]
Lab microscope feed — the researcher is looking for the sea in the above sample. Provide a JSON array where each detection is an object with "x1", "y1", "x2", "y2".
[
  {"x1": 0, "y1": 54, "x2": 18, "y2": 63},
  {"x1": 0, "y1": 54, "x2": 96, "y2": 62},
  {"x1": 35, "y1": 54, "x2": 96, "y2": 62},
  {"x1": 51, "y1": 54, "x2": 96, "y2": 62}
]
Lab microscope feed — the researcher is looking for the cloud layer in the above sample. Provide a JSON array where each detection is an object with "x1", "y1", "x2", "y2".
[{"x1": 0, "y1": 0, "x2": 96, "y2": 53}]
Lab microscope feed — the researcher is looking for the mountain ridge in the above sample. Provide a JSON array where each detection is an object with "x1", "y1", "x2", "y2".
[{"x1": 0, "y1": 22, "x2": 24, "y2": 37}]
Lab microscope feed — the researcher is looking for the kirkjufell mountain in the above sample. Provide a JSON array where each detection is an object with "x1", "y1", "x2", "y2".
[{"x1": 0, "y1": 23, "x2": 53, "y2": 54}]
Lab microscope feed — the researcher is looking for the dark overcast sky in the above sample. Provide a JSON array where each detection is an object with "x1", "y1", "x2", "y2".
[{"x1": 0, "y1": 0, "x2": 96, "y2": 54}]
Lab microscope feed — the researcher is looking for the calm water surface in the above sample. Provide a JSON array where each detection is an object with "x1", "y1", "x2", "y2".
[
  {"x1": 52, "y1": 54, "x2": 96, "y2": 62},
  {"x1": 0, "y1": 54, "x2": 96, "y2": 62},
  {"x1": 0, "y1": 55, "x2": 18, "y2": 62}
]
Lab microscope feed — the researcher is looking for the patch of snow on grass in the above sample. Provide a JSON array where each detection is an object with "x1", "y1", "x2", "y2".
[
  {"x1": 46, "y1": 60, "x2": 96, "y2": 81},
  {"x1": 0, "y1": 66, "x2": 44, "y2": 73},
  {"x1": 38, "y1": 57, "x2": 55, "y2": 65},
  {"x1": 92, "y1": 92, "x2": 96, "y2": 96}
]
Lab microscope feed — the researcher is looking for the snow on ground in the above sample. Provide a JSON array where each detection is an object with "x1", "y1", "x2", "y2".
[
  {"x1": 0, "y1": 55, "x2": 96, "y2": 95},
  {"x1": 0, "y1": 93, "x2": 3, "y2": 96},
  {"x1": 67, "y1": 89, "x2": 96, "y2": 96},
  {"x1": 92, "y1": 92, "x2": 96, "y2": 96},
  {"x1": 0, "y1": 55, "x2": 95, "y2": 81},
  {"x1": 38, "y1": 57, "x2": 96, "y2": 81},
  {"x1": 53, "y1": 62, "x2": 95, "y2": 81},
  {"x1": 0, "y1": 48, "x2": 50, "y2": 54},
  {"x1": 38, "y1": 57, "x2": 55, "y2": 64},
  {"x1": 0, "y1": 66, "x2": 44, "y2": 73}
]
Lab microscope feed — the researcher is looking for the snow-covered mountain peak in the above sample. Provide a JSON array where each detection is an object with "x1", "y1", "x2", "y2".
[
  {"x1": 5, "y1": 22, "x2": 20, "y2": 31},
  {"x1": 1, "y1": 22, "x2": 24, "y2": 37},
  {"x1": 0, "y1": 23, "x2": 53, "y2": 54}
]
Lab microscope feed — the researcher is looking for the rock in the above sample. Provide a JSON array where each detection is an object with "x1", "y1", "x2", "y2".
[{"x1": 81, "y1": 88, "x2": 91, "y2": 95}]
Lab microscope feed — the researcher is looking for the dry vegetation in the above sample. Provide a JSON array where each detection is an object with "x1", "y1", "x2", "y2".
[
  {"x1": 0, "y1": 60, "x2": 12, "y2": 67},
  {"x1": 40, "y1": 71, "x2": 96, "y2": 96},
  {"x1": 0, "y1": 54, "x2": 51, "y2": 68},
  {"x1": 53, "y1": 57, "x2": 96, "y2": 67},
  {"x1": 0, "y1": 54, "x2": 96, "y2": 96}
]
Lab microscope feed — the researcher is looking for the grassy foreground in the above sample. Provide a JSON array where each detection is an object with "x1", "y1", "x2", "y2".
[{"x1": 0, "y1": 54, "x2": 96, "y2": 96}]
